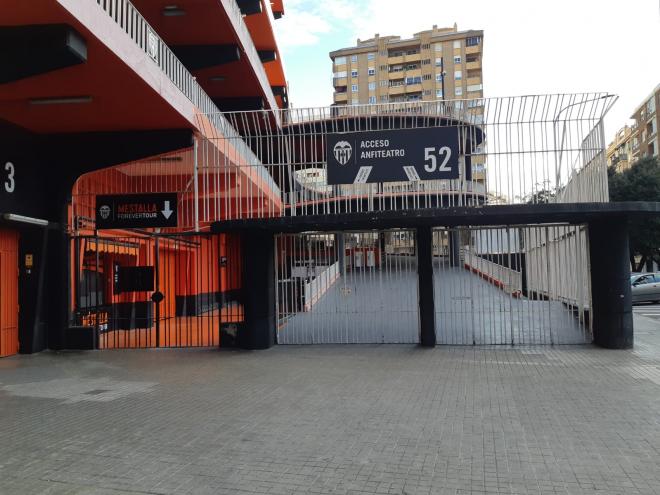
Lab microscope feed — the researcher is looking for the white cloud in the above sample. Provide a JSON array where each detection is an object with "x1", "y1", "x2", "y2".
[{"x1": 276, "y1": 10, "x2": 332, "y2": 48}]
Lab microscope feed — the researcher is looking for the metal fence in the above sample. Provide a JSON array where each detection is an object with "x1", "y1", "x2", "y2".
[
  {"x1": 276, "y1": 231, "x2": 419, "y2": 344},
  {"x1": 434, "y1": 225, "x2": 592, "y2": 345},
  {"x1": 210, "y1": 93, "x2": 617, "y2": 220},
  {"x1": 274, "y1": 224, "x2": 592, "y2": 346},
  {"x1": 71, "y1": 94, "x2": 617, "y2": 233},
  {"x1": 72, "y1": 233, "x2": 243, "y2": 349}
]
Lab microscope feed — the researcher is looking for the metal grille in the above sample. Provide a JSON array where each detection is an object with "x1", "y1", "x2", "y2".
[
  {"x1": 276, "y1": 231, "x2": 419, "y2": 344},
  {"x1": 205, "y1": 93, "x2": 617, "y2": 220},
  {"x1": 433, "y1": 225, "x2": 592, "y2": 345},
  {"x1": 71, "y1": 94, "x2": 617, "y2": 235},
  {"x1": 72, "y1": 233, "x2": 243, "y2": 349}
]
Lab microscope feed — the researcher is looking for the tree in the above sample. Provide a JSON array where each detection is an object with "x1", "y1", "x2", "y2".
[
  {"x1": 608, "y1": 156, "x2": 660, "y2": 271},
  {"x1": 524, "y1": 188, "x2": 555, "y2": 205}
]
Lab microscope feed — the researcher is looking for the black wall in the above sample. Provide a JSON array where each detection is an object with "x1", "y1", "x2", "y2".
[{"x1": 0, "y1": 120, "x2": 193, "y2": 353}]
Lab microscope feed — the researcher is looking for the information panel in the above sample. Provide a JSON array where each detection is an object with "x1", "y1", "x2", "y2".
[
  {"x1": 96, "y1": 193, "x2": 178, "y2": 229},
  {"x1": 326, "y1": 127, "x2": 460, "y2": 185}
]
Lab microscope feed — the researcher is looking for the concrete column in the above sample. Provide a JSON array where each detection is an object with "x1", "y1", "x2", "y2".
[
  {"x1": 449, "y1": 230, "x2": 461, "y2": 267},
  {"x1": 588, "y1": 220, "x2": 633, "y2": 349},
  {"x1": 417, "y1": 226, "x2": 436, "y2": 346},
  {"x1": 337, "y1": 233, "x2": 345, "y2": 275},
  {"x1": 240, "y1": 231, "x2": 276, "y2": 349}
]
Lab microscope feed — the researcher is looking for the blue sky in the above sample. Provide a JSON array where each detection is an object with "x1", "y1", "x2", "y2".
[{"x1": 273, "y1": 0, "x2": 660, "y2": 140}]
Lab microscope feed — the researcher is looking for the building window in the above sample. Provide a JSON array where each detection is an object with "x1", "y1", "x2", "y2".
[
  {"x1": 454, "y1": 70, "x2": 462, "y2": 80},
  {"x1": 379, "y1": 80, "x2": 388, "y2": 87},
  {"x1": 335, "y1": 56, "x2": 347, "y2": 65},
  {"x1": 367, "y1": 52, "x2": 376, "y2": 60},
  {"x1": 351, "y1": 84, "x2": 358, "y2": 92},
  {"x1": 368, "y1": 67, "x2": 376, "y2": 76},
  {"x1": 435, "y1": 57, "x2": 443, "y2": 67},
  {"x1": 455, "y1": 87, "x2": 463, "y2": 96},
  {"x1": 368, "y1": 82, "x2": 376, "y2": 90},
  {"x1": 380, "y1": 95, "x2": 388, "y2": 102},
  {"x1": 379, "y1": 50, "x2": 387, "y2": 56},
  {"x1": 379, "y1": 65, "x2": 387, "y2": 71},
  {"x1": 333, "y1": 71, "x2": 347, "y2": 78},
  {"x1": 351, "y1": 54, "x2": 358, "y2": 62},
  {"x1": 434, "y1": 43, "x2": 442, "y2": 52},
  {"x1": 436, "y1": 73, "x2": 443, "y2": 82},
  {"x1": 406, "y1": 76, "x2": 422, "y2": 85},
  {"x1": 466, "y1": 36, "x2": 481, "y2": 46},
  {"x1": 454, "y1": 56, "x2": 461, "y2": 64},
  {"x1": 467, "y1": 84, "x2": 483, "y2": 92},
  {"x1": 423, "y1": 90, "x2": 432, "y2": 96},
  {"x1": 368, "y1": 96, "x2": 376, "y2": 104},
  {"x1": 352, "y1": 98, "x2": 359, "y2": 105},
  {"x1": 421, "y1": 43, "x2": 430, "y2": 50},
  {"x1": 436, "y1": 89, "x2": 443, "y2": 98},
  {"x1": 422, "y1": 59, "x2": 431, "y2": 65},
  {"x1": 423, "y1": 74, "x2": 432, "y2": 80},
  {"x1": 351, "y1": 69, "x2": 358, "y2": 77},
  {"x1": 647, "y1": 97, "x2": 657, "y2": 115},
  {"x1": 453, "y1": 40, "x2": 461, "y2": 49}
]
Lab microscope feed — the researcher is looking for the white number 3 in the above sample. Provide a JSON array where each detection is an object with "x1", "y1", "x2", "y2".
[{"x1": 4, "y1": 162, "x2": 15, "y2": 193}]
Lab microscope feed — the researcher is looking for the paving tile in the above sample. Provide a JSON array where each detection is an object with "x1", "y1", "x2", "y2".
[{"x1": 0, "y1": 314, "x2": 659, "y2": 494}]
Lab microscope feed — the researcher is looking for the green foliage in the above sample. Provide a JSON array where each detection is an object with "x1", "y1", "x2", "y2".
[
  {"x1": 524, "y1": 188, "x2": 555, "y2": 205},
  {"x1": 608, "y1": 156, "x2": 660, "y2": 270}
]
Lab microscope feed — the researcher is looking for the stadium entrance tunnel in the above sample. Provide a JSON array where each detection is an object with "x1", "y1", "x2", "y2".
[
  {"x1": 213, "y1": 205, "x2": 645, "y2": 350},
  {"x1": 271, "y1": 225, "x2": 593, "y2": 346}
]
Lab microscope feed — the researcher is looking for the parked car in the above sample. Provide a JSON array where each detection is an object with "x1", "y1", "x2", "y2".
[{"x1": 631, "y1": 273, "x2": 660, "y2": 304}]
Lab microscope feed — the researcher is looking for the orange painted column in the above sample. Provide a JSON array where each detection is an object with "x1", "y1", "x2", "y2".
[{"x1": 0, "y1": 229, "x2": 19, "y2": 357}]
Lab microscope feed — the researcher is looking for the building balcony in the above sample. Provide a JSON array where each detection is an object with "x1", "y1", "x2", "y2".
[
  {"x1": 467, "y1": 77, "x2": 482, "y2": 86},
  {"x1": 405, "y1": 84, "x2": 423, "y2": 93},
  {"x1": 466, "y1": 45, "x2": 482, "y2": 55},
  {"x1": 333, "y1": 77, "x2": 348, "y2": 87},
  {"x1": 334, "y1": 92, "x2": 348, "y2": 102},
  {"x1": 388, "y1": 55, "x2": 404, "y2": 64},
  {"x1": 404, "y1": 52, "x2": 422, "y2": 63},
  {"x1": 466, "y1": 61, "x2": 481, "y2": 70}
]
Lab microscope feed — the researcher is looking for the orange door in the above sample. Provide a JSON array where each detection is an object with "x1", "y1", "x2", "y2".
[{"x1": 0, "y1": 229, "x2": 19, "y2": 357}]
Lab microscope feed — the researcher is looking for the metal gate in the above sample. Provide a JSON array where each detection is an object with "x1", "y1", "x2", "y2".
[
  {"x1": 276, "y1": 230, "x2": 419, "y2": 344},
  {"x1": 72, "y1": 233, "x2": 243, "y2": 349},
  {"x1": 433, "y1": 225, "x2": 592, "y2": 345}
]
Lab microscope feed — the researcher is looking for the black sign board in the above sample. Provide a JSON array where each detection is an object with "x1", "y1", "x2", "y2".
[
  {"x1": 114, "y1": 266, "x2": 155, "y2": 293},
  {"x1": 326, "y1": 127, "x2": 460, "y2": 185},
  {"x1": 96, "y1": 193, "x2": 178, "y2": 229}
]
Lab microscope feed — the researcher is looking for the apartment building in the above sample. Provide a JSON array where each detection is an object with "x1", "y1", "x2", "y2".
[
  {"x1": 329, "y1": 24, "x2": 483, "y2": 108},
  {"x1": 631, "y1": 84, "x2": 659, "y2": 162},
  {"x1": 606, "y1": 125, "x2": 634, "y2": 172}
]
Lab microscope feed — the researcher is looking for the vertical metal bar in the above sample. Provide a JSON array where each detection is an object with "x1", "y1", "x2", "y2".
[
  {"x1": 193, "y1": 136, "x2": 200, "y2": 232},
  {"x1": 155, "y1": 235, "x2": 160, "y2": 347}
]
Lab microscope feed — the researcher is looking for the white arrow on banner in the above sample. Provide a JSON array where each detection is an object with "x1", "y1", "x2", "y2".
[
  {"x1": 353, "y1": 166, "x2": 372, "y2": 184},
  {"x1": 161, "y1": 201, "x2": 173, "y2": 219},
  {"x1": 403, "y1": 166, "x2": 421, "y2": 181}
]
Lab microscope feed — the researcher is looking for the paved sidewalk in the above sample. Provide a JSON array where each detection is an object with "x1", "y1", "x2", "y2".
[{"x1": 1, "y1": 315, "x2": 660, "y2": 494}]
